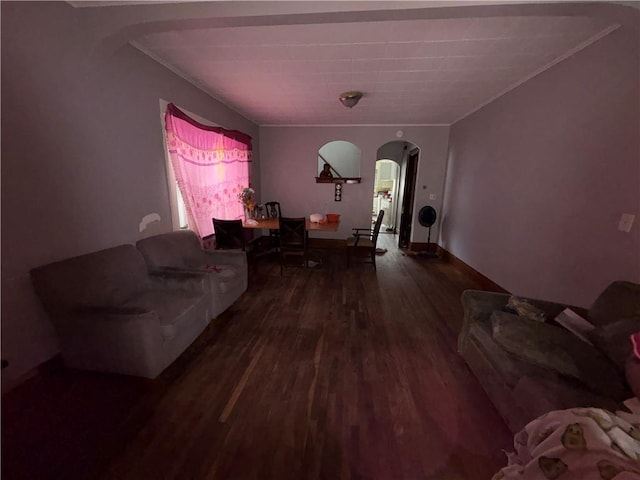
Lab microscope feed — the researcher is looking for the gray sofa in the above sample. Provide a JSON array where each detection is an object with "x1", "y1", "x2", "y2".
[
  {"x1": 31, "y1": 244, "x2": 211, "y2": 378},
  {"x1": 458, "y1": 281, "x2": 640, "y2": 433},
  {"x1": 136, "y1": 230, "x2": 247, "y2": 320}
]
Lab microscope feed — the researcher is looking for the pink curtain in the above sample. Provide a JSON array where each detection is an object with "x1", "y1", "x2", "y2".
[{"x1": 164, "y1": 104, "x2": 252, "y2": 239}]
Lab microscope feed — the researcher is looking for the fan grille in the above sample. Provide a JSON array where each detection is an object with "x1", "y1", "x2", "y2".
[{"x1": 418, "y1": 206, "x2": 436, "y2": 227}]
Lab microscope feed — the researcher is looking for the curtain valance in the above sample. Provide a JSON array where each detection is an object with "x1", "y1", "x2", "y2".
[{"x1": 166, "y1": 103, "x2": 252, "y2": 149}]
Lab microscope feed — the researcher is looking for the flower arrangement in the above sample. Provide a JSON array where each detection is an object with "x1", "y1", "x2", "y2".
[{"x1": 238, "y1": 187, "x2": 255, "y2": 211}]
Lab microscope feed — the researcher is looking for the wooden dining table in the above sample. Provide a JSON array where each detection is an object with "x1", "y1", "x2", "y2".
[{"x1": 242, "y1": 217, "x2": 340, "y2": 232}]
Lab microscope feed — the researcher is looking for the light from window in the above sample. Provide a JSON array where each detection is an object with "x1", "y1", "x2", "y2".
[{"x1": 176, "y1": 183, "x2": 188, "y2": 229}]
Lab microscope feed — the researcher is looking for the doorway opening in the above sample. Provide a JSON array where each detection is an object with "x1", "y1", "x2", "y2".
[
  {"x1": 372, "y1": 159, "x2": 400, "y2": 232},
  {"x1": 374, "y1": 141, "x2": 420, "y2": 249}
]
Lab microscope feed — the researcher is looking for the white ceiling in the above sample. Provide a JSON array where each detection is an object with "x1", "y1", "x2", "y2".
[{"x1": 74, "y1": 1, "x2": 631, "y2": 126}]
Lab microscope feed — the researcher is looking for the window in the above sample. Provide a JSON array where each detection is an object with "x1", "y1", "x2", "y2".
[
  {"x1": 161, "y1": 102, "x2": 252, "y2": 239},
  {"x1": 161, "y1": 101, "x2": 217, "y2": 230}
]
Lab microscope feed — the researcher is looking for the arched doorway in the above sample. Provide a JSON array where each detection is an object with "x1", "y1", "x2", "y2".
[{"x1": 375, "y1": 141, "x2": 420, "y2": 248}]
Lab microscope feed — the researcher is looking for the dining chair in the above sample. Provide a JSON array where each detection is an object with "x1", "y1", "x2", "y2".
[
  {"x1": 212, "y1": 218, "x2": 246, "y2": 250},
  {"x1": 278, "y1": 217, "x2": 307, "y2": 275},
  {"x1": 264, "y1": 201, "x2": 282, "y2": 252},
  {"x1": 346, "y1": 210, "x2": 385, "y2": 269},
  {"x1": 213, "y1": 218, "x2": 260, "y2": 272}
]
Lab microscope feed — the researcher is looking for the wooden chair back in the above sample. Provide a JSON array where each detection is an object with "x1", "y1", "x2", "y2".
[
  {"x1": 264, "y1": 201, "x2": 282, "y2": 251},
  {"x1": 346, "y1": 210, "x2": 385, "y2": 269},
  {"x1": 212, "y1": 218, "x2": 246, "y2": 250},
  {"x1": 278, "y1": 217, "x2": 307, "y2": 274}
]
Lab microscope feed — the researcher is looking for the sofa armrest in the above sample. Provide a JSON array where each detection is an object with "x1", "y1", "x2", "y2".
[
  {"x1": 148, "y1": 269, "x2": 208, "y2": 294},
  {"x1": 59, "y1": 307, "x2": 166, "y2": 377},
  {"x1": 195, "y1": 250, "x2": 247, "y2": 268}
]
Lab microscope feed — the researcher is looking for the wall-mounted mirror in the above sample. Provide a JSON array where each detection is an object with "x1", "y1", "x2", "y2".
[{"x1": 317, "y1": 140, "x2": 361, "y2": 183}]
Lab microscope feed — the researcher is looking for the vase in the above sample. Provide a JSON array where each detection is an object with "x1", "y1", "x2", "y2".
[{"x1": 244, "y1": 205, "x2": 255, "y2": 222}]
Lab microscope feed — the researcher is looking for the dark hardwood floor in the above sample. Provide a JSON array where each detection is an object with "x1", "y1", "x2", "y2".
[{"x1": 2, "y1": 234, "x2": 513, "y2": 479}]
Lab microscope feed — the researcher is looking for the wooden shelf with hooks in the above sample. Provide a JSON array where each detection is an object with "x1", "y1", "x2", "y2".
[{"x1": 315, "y1": 177, "x2": 361, "y2": 184}]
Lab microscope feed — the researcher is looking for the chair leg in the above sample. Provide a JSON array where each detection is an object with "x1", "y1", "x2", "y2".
[{"x1": 371, "y1": 248, "x2": 376, "y2": 270}]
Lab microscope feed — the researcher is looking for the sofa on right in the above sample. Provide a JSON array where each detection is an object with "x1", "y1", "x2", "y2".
[{"x1": 458, "y1": 281, "x2": 640, "y2": 433}]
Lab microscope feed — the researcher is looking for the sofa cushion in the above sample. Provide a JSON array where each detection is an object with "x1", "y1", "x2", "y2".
[
  {"x1": 125, "y1": 290, "x2": 206, "y2": 341},
  {"x1": 490, "y1": 310, "x2": 628, "y2": 400},
  {"x1": 467, "y1": 321, "x2": 551, "y2": 389},
  {"x1": 588, "y1": 317, "x2": 640, "y2": 371},
  {"x1": 136, "y1": 230, "x2": 204, "y2": 269},
  {"x1": 197, "y1": 264, "x2": 242, "y2": 294},
  {"x1": 31, "y1": 245, "x2": 152, "y2": 311}
]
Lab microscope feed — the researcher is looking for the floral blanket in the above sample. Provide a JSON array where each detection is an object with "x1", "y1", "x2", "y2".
[{"x1": 492, "y1": 399, "x2": 640, "y2": 480}]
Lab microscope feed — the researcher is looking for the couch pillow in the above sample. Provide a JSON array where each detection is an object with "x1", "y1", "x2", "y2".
[
  {"x1": 504, "y1": 296, "x2": 546, "y2": 322},
  {"x1": 490, "y1": 310, "x2": 628, "y2": 400},
  {"x1": 588, "y1": 317, "x2": 640, "y2": 371}
]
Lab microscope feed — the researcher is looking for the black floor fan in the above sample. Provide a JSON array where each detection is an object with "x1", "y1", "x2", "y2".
[{"x1": 418, "y1": 206, "x2": 438, "y2": 258}]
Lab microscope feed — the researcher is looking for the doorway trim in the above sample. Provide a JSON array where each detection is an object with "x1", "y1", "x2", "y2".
[{"x1": 398, "y1": 147, "x2": 419, "y2": 248}]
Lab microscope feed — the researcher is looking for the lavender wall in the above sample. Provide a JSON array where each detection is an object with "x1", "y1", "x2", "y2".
[
  {"x1": 0, "y1": 2, "x2": 259, "y2": 388},
  {"x1": 259, "y1": 126, "x2": 450, "y2": 242},
  {"x1": 442, "y1": 26, "x2": 640, "y2": 307}
]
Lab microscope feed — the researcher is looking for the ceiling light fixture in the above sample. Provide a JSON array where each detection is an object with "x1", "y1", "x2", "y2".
[{"x1": 339, "y1": 91, "x2": 364, "y2": 108}]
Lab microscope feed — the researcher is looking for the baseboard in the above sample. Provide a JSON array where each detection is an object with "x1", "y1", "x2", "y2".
[
  {"x1": 408, "y1": 242, "x2": 438, "y2": 252},
  {"x1": 437, "y1": 246, "x2": 509, "y2": 293}
]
